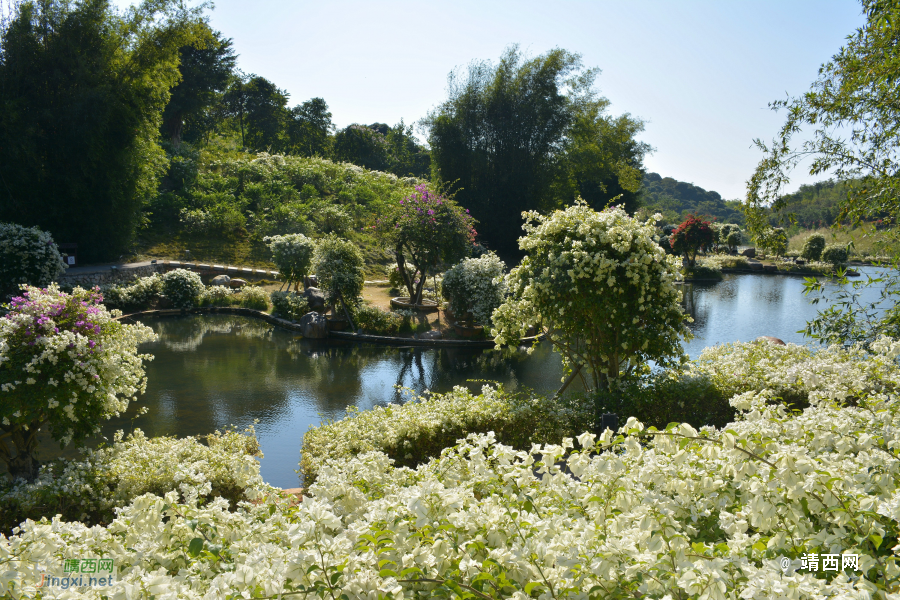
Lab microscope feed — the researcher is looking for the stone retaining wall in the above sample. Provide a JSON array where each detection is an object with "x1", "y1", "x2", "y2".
[{"x1": 57, "y1": 261, "x2": 281, "y2": 288}]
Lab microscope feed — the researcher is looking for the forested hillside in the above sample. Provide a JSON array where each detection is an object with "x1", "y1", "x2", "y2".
[{"x1": 639, "y1": 173, "x2": 744, "y2": 224}]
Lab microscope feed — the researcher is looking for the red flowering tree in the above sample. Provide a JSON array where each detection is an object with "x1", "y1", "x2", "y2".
[
  {"x1": 374, "y1": 185, "x2": 476, "y2": 305},
  {"x1": 670, "y1": 215, "x2": 715, "y2": 268}
]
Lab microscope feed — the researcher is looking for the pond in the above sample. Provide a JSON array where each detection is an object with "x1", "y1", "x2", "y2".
[{"x1": 36, "y1": 267, "x2": 893, "y2": 488}]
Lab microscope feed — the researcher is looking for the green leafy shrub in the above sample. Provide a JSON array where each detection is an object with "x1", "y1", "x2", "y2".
[
  {"x1": 101, "y1": 274, "x2": 163, "y2": 310},
  {"x1": 0, "y1": 427, "x2": 264, "y2": 531},
  {"x1": 699, "y1": 255, "x2": 748, "y2": 269},
  {"x1": 0, "y1": 222, "x2": 67, "y2": 300},
  {"x1": 312, "y1": 234, "x2": 365, "y2": 308},
  {"x1": 237, "y1": 285, "x2": 269, "y2": 310},
  {"x1": 270, "y1": 291, "x2": 309, "y2": 320},
  {"x1": 684, "y1": 264, "x2": 723, "y2": 280},
  {"x1": 801, "y1": 232, "x2": 827, "y2": 260},
  {"x1": 264, "y1": 233, "x2": 316, "y2": 288},
  {"x1": 299, "y1": 385, "x2": 591, "y2": 485},
  {"x1": 179, "y1": 204, "x2": 247, "y2": 237},
  {"x1": 160, "y1": 268, "x2": 204, "y2": 309},
  {"x1": 354, "y1": 305, "x2": 402, "y2": 335},
  {"x1": 755, "y1": 226, "x2": 789, "y2": 256},
  {"x1": 822, "y1": 243, "x2": 849, "y2": 266}
]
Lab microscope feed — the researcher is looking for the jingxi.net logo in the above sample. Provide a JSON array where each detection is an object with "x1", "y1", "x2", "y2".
[{"x1": 36, "y1": 558, "x2": 116, "y2": 589}]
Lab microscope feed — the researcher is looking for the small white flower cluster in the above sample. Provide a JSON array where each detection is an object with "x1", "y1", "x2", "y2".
[
  {"x1": 0, "y1": 222, "x2": 66, "y2": 297},
  {"x1": 312, "y1": 235, "x2": 365, "y2": 306},
  {"x1": 160, "y1": 269, "x2": 204, "y2": 309},
  {"x1": 442, "y1": 252, "x2": 508, "y2": 326},
  {"x1": 1, "y1": 427, "x2": 268, "y2": 529},
  {"x1": 198, "y1": 284, "x2": 233, "y2": 307}
]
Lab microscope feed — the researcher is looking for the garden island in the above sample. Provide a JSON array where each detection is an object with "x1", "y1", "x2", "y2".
[{"x1": 2, "y1": 0, "x2": 900, "y2": 597}]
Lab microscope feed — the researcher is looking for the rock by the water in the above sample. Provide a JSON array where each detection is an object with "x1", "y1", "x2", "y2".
[
  {"x1": 418, "y1": 330, "x2": 443, "y2": 340},
  {"x1": 229, "y1": 278, "x2": 247, "y2": 289},
  {"x1": 756, "y1": 336, "x2": 786, "y2": 346},
  {"x1": 304, "y1": 275, "x2": 319, "y2": 289},
  {"x1": 300, "y1": 311, "x2": 328, "y2": 339},
  {"x1": 741, "y1": 248, "x2": 756, "y2": 258},
  {"x1": 301, "y1": 287, "x2": 326, "y2": 312},
  {"x1": 211, "y1": 274, "x2": 231, "y2": 287}
]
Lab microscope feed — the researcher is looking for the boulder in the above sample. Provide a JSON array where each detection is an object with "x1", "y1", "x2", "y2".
[
  {"x1": 211, "y1": 274, "x2": 231, "y2": 287},
  {"x1": 418, "y1": 330, "x2": 443, "y2": 340},
  {"x1": 301, "y1": 287, "x2": 327, "y2": 312},
  {"x1": 741, "y1": 248, "x2": 756, "y2": 258},
  {"x1": 756, "y1": 336, "x2": 786, "y2": 346},
  {"x1": 299, "y1": 311, "x2": 328, "y2": 339},
  {"x1": 304, "y1": 275, "x2": 319, "y2": 289},
  {"x1": 229, "y1": 278, "x2": 247, "y2": 289}
]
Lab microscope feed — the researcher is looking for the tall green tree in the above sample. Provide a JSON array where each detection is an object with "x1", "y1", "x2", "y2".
[
  {"x1": 223, "y1": 74, "x2": 289, "y2": 151},
  {"x1": 286, "y1": 97, "x2": 334, "y2": 157},
  {"x1": 161, "y1": 23, "x2": 236, "y2": 147},
  {"x1": 0, "y1": 0, "x2": 204, "y2": 262},
  {"x1": 424, "y1": 45, "x2": 648, "y2": 257},
  {"x1": 332, "y1": 124, "x2": 391, "y2": 171}
]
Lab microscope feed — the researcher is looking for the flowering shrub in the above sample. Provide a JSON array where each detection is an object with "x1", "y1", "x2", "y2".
[
  {"x1": 179, "y1": 204, "x2": 246, "y2": 237},
  {"x1": 823, "y1": 243, "x2": 850, "y2": 266},
  {"x1": 4, "y1": 373, "x2": 900, "y2": 596},
  {"x1": 493, "y1": 202, "x2": 690, "y2": 390},
  {"x1": 373, "y1": 185, "x2": 476, "y2": 305},
  {"x1": 0, "y1": 285, "x2": 157, "y2": 481},
  {"x1": 441, "y1": 252, "x2": 508, "y2": 326},
  {"x1": 700, "y1": 254, "x2": 749, "y2": 270},
  {"x1": 776, "y1": 258, "x2": 835, "y2": 274},
  {"x1": 670, "y1": 214, "x2": 715, "y2": 267},
  {"x1": 160, "y1": 268, "x2": 204, "y2": 309},
  {"x1": 0, "y1": 426, "x2": 265, "y2": 531},
  {"x1": 312, "y1": 234, "x2": 365, "y2": 310},
  {"x1": 802, "y1": 232, "x2": 827, "y2": 260},
  {"x1": 100, "y1": 274, "x2": 163, "y2": 310},
  {"x1": 300, "y1": 385, "x2": 590, "y2": 484},
  {"x1": 236, "y1": 285, "x2": 269, "y2": 311},
  {"x1": 198, "y1": 284, "x2": 234, "y2": 307},
  {"x1": 0, "y1": 222, "x2": 67, "y2": 300},
  {"x1": 269, "y1": 291, "x2": 309, "y2": 320},
  {"x1": 354, "y1": 304, "x2": 403, "y2": 335},
  {"x1": 264, "y1": 233, "x2": 316, "y2": 289},
  {"x1": 684, "y1": 264, "x2": 724, "y2": 280}
]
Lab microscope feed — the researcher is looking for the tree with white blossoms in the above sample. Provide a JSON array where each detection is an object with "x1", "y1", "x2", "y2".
[
  {"x1": 0, "y1": 284, "x2": 157, "y2": 481},
  {"x1": 312, "y1": 234, "x2": 365, "y2": 325},
  {"x1": 493, "y1": 201, "x2": 691, "y2": 390},
  {"x1": 0, "y1": 222, "x2": 67, "y2": 301},
  {"x1": 264, "y1": 233, "x2": 316, "y2": 291}
]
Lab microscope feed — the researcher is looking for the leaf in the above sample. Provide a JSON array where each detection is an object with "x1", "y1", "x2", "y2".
[
  {"x1": 379, "y1": 568, "x2": 398, "y2": 578},
  {"x1": 525, "y1": 581, "x2": 544, "y2": 594},
  {"x1": 870, "y1": 534, "x2": 883, "y2": 549},
  {"x1": 188, "y1": 537, "x2": 204, "y2": 557}
]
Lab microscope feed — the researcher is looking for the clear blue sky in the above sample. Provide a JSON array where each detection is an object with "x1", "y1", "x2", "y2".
[{"x1": 120, "y1": 0, "x2": 866, "y2": 200}]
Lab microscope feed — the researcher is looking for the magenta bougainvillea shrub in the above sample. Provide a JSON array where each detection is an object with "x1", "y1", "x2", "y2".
[
  {"x1": 670, "y1": 214, "x2": 715, "y2": 268},
  {"x1": 0, "y1": 284, "x2": 156, "y2": 481},
  {"x1": 373, "y1": 185, "x2": 476, "y2": 305}
]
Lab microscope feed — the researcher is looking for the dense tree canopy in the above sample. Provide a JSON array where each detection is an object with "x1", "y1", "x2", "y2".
[
  {"x1": 286, "y1": 97, "x2": 334, "y2": 158},
  {"x1": 424, "y1": 46, "x2": 649, "y2": 257},
  {"x1": 0, "y1": 0, "x2": 205, "y2": 262},
  {"x1": 640, "y1": 173, "x2": 744, "y2": 225}
]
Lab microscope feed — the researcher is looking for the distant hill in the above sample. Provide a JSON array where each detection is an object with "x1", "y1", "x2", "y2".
[
  {"x1": 767, "y1": 179, "x2": 845, "y2": 229},
  {"x1": 639, "y1": 173, "x2": 744, "y2": 225}
]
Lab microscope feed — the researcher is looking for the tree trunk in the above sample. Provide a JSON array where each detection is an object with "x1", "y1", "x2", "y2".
[
  {"x1": 394, "y1": 248, "x2": 417, "y2": 299},
  {"x1": 7, "y1": 452, "x2": 40, "y2": 482}
]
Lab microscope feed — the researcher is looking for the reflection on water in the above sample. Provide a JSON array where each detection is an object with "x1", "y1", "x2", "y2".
[{"x1": 34, "y1": 267, "x2": 890, "y2": 488}]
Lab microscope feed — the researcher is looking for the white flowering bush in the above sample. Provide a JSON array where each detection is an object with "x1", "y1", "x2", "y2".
[
  {"x1": 0, "y1": 285, "x2": 157, "y2": 481},
  {"x1": 300, "y1": 385, "x2": 591, "y2": 485},
  {"x1": 0, "y1": 222, "x2": 67, "y2": 300},
  {"x1": 160, "y1": 268, "x2": 204, "y2": 309},
  {"x1": 312, "y1": 234, "x2": 365, "y2": 310},
  {"x1": 493, "y1": 201, "x2": 691, "y2": 390},
  {"x1": 99, "y1": 274, "x2": 163, "y2": 310},
  {"x1": 0, "y1": 426, "x2": 265, "y2": 531},
  {"x1": 354, "y1": 304, "x2": 403, "y2": 335},
  {"x1": 776, "y1": 259, "x2": 836, "y2": 274},
  {"x1": 236, "y1": 285, "x2": 269, "y2": 311},
  {"x1": 699, "y1": 255, "x2": 749, "y2": 270},
  {"x1": 198, "y1": 284, "x2": 234, "y2": 307},
  {"x1": 441, "y1": 252, "x2": 508, "y2": 326},
  {"x1": 4, "y1": 371, "x2": 900, "y2": 597},
  {"x1": 270, "y1": 291, "x2": 309, "y2": 320},
  {"x1": 264, "y1": 233, "x2": 316, "y2": 289}
]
